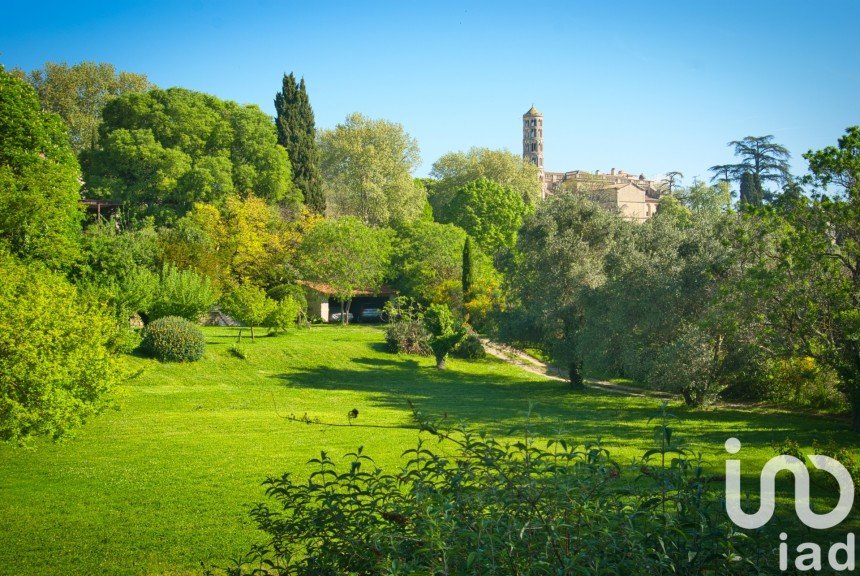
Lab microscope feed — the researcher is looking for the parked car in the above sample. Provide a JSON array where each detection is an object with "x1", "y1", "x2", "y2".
[
  {"x1": 329, "y1": 311, "x2": 354, "y2": 322},
  {"x1": 360, "y1": 308, "x2": 383, "y2": 322}
]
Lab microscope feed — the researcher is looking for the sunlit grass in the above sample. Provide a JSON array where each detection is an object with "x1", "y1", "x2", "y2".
[{"x1": 0, "y1": 325, "x2": 856, "y2": 575}]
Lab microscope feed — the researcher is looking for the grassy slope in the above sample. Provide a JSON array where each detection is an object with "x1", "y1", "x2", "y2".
[{"x1": 0, "y1": 325, "x2": 857, "y2": 575}]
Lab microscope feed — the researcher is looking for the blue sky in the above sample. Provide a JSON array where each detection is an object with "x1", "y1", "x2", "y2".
[{"x1": 3, "y1": 0, "x2": 858, "y2": 186}]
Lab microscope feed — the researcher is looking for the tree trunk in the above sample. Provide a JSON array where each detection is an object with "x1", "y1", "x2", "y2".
[
  {"x1": 343, "y1": 298, "x2": 352, "y2": 325},
  {"x1": 436, "y1": 354, "x2": 446, "y2": 370},
  {"x1": 568, "y1": 359, "x2": 584, "y2": 390},
  {"x1": 850, "y1": 382, "x2": 860, "y2": 432},
  {"x1": 681, "y1": 387, "x2": 696, "y2": 407}
]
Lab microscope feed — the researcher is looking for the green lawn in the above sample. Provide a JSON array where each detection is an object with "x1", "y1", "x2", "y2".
[{"x1": 0, "y1": 325, "x2": 857, "y2": 575}]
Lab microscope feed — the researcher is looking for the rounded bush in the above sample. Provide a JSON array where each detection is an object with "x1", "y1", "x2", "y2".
[
  {"x1": 453, "y1": 332, "x2": 486, "y2": 359},
  {"x1": 140, "y1": 316, "x2": 205, "y2": 362}
]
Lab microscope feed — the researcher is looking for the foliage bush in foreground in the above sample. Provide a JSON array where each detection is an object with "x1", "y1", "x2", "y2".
[
  {"x1": 208, "y1": 409, "x2": 772, "y2": 576},
  {"x1": 0, "y1": 252, "x2": 118, "y2": 442},
  {"x1": 139, "y1": 316, "x2": 205, "y2": 362}
]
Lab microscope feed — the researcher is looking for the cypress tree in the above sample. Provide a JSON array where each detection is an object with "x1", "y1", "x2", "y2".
[
  {"x1": 739, "y1": 171, "x2": 763, "y2": 206},
  {"x1": 462, "y1": 236, "x2": 474, "y2": 300},
  {"x1": 275, "y1": 73, "x2": 325, "y2": 213}
]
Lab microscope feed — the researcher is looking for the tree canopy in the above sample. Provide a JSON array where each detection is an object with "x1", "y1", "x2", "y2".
[
  {"x1": 319, "y1": 113, "x2": 423, "y2": 227},
  {"x1": 440, "y1": 177, "x2": 529, "y2": 255},
  {"x1": 21, "y1": 61, "x2": 151, "y2": 154},
  {"x1": 429, "y1": 147, "x2": 542, "y2": 216},
  {"x1": 513, "y1": 194, "x2": 626, "y2": 388},
  {"x1": 0, "y1": 66, "x2": 83, "y2": 270},
  {"x1": 83, "y1": 87, "x2": 299, "y2": 223}
]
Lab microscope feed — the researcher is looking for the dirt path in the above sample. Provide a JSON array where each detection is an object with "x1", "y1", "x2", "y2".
[{"x1": 480, "y1": 339, "x2": 675, "y2": 399}]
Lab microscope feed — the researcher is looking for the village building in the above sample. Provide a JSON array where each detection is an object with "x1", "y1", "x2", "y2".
[
  {"x1": 300, "y1": 281, "x2": 396, "y2": 323},
  {"x1": 523, "y1": 106, "x2": 662, "y2": 221}
]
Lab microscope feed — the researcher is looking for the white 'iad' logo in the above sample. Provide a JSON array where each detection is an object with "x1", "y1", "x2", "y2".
[{"x1": 724, "y1": 437, "x2": 854, "y2": 530}]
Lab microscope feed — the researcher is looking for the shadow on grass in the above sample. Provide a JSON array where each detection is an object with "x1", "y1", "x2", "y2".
[{"x1": 271, "y1": 344, "x2": 859, "y2": 450}]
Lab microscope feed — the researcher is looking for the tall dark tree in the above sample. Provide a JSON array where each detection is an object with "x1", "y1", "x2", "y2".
[
  {"x1": 662, "y1": 171, "x2": 683, "y2": 194},
  {"x1": 274, "y1": 73, "x2": 324, "y2": 213},
  {"x1": 707, "y1": 164, "x2": 734, "y2": 186},
  {"x1": 462, "y1": 236, "x2": 474, "y2": 300},
  {"x1": 710, "y1": 135, "x2": 790, "y2": 201},
  {"x1": 738, "y1": 171, "x2": 763, "y2": 206}
]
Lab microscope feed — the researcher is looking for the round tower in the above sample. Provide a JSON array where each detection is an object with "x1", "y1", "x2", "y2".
[{"x1": 522, "y1": 105, "x2": 543, "y2": 170}]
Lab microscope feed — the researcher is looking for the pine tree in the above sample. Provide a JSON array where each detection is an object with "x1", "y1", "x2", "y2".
[
  {"x1": 462, "y1": 236, "x2": 474, "y2": 300},
  {"x1": 275, "y1": 73, "x2": 324, "y2": 213}
]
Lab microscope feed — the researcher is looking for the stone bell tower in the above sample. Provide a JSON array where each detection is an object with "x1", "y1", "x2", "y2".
[
  {"x1": 523, "y1": 105, "x2": 545, "y2": 196},
  {"x1": 522, "y1": 105, "x2": 543, "y2": 170}
]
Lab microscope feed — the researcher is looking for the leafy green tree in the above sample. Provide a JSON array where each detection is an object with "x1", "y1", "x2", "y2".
[
  {"x1": 298, "y1": 217, "x2": 392, "y2": 323},
  {"x1": 429, "y1": 148, "x2": 542, "y2": 216},
  {"x1": 149, "y1": 264, "x2": 218, "y2": 322},
  {"x1": 423, "y1": 303, "x2": 466, "y2": 369},
  {"x1": 513, "y1": 194, "x2": 626, "y2": 389},
  {"x1": 221, "y1": 284, "x2": 277, "y2": 340},
  {"x1": 0, "y1": 66, "x2": 84, "y2": 270},
  {"x1": 441, "y1": 177, "x2": 529, "y2": 255},
  {"x1": 264, "y1": 296, "x2": 303, "y2": 335},
  {"x1": 275, "y1": 73, "x2": 324, "y2": 213},
  {"x1": 390, "y1": 221, "x2": 502, "y2": 325},
  {"x1": 675, "y1": 180, "x2": 732, "y2": 214},
  {"x1": 21, "y1": 61, "x2": 151, "y2": 154},
  {"x1": 753, "y1": 126, "x2": 860, "y2": 429},
  {"x1": 77, "y1": 219, "x2": 160, "y2": 281},
  {"x1": 319, "y1": 113, "x2": 423, "y2": 226},
  {"x1": 390, "y1": 221, "x2": 468, "y2": 307},
  {"x1": 581, "y1": 210, "x2": 761, "y2": 406},
  {"x1": 84, "y1": 88, "x2": 298, "y2": 223},
  {"x1": 0, "y1": 252, "x2": 118, "y2": 443}
]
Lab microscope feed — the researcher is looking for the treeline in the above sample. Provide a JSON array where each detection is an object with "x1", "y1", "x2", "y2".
[
  {"x1": 1, "y1": 58, "x2": 857, "y2": 442},
  {"x1": 0, "y1": 62, "x2": 534, "y2": 442},
  {"x1": 507, "y1": 143, "x2": 860, "y2": 430}
]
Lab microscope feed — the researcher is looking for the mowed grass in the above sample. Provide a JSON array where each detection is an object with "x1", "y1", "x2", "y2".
[{"x1": 0, "y1": 325, "x2": 858, "y2": 575}]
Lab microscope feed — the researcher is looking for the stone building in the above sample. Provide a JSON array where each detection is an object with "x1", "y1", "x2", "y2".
[{"x1": 522, "y1": 106, "x2": 661, "y2": 221}]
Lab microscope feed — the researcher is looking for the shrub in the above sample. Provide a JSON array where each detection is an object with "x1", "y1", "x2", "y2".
[
  {"x1": 206, "y1": 411, "x2": 772, "y2": 576},
  {"x1": 140, "y1": 316, "x2": 205, "y2": 362},
  {"x1": 265, "y1": 296, "x2": 303, "y2": 335},
  {"x1": 149, "y1": 264, "x2": 217, "y2": 322},
  {"x1": 266, "y1": 284, "x2": 308, "y2": 311},
  {"x1": 452, "y1": 330, "x2": 486, "y2": 359},
  {"x1": 0, "y1": 252, "x2": 118, "y2": 443},
  {"x1": 383, "y1": 298, "x2": 430, "y2": 355},
  {"x1": 423, "y1": 303, "x2": 466, "y2": 369}
]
